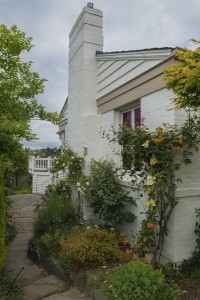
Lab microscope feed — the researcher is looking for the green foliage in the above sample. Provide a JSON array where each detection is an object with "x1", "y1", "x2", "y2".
[
  {"x1": 8, "y1": 186, "x2": 32, "y2": 195},
  {"x1": 0, "y1": 24, "x2": 59, "y2": 132},
  {"x1": 0, "y1": 271, "x2": 26, "y2": 300},
  {"x1": 85, "y1": 159, "x2": 136, "y2": 225},
  {"x1": 107, "y1": 120, "x2": 200, "y2": 267},
  {"x1": 110, "y1": 260, "x2": 176, "y2": 300},
  {"x1": 163, "y1": 40, "x2": 200, "y2": 110},
  {"x1": 178, "y1": 208, "x2": 200, "y2": 278},
  {"x1": 35, "y1": 229, "x2": 65, "y2": 258},
  {"x1": 0, "y1": 160, "x2": 6, "y2": 271},
  {"x1": 48, "y1": 178, "x2": 71, "y2": 197},
  {"x1": 50, "y1": 146, "x2": 88, "y2": 222},
  {"x1": 33, "y1": 192, "x2": 75, "y2": 237},
  {"x1": 60, "y1": 226, "x2": 124, "y2": 269},
  {"x1": 0, "y1": 24, "x2": 59, "y2": 187},
  {"x1": 194, "y1": 208, "x2": 200, "y2": 251},
  {"x1": 26, "y1": 147, "x2": 61, "y2": 158},
  {"x1": 50, "y1": 147, "x2": 86, "y2": 185}
]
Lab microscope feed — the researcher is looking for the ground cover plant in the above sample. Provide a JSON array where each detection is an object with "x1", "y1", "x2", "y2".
[
  {"x1": 8, "y1": 186, "x2": 32, "y2": 195},
  {"x1": 0, "y1": 271, "x2": 26, "y2": 300},
  {"x1": 33, "y1": 192, "x2": 75, "y2": 237}
]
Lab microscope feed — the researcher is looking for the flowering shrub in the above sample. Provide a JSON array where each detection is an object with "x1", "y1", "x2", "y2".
[
  {"x1": 107, "y1": 121, "x2": 200, "y2": 267},
  {"x1": 60, "y1": 226, "x2": 124, "y2": 268},
  {"x1": 48, "y1": 178, "x2": 71, "y2": 196},
  {"x1": 50, "y1": 146, "x2": 85, "y2": 185},
  {"x1": 85, "y1": 159, "x2": 136, "y2": 225},
  {"x1": 50, "y1": 146, "x2": 88, "y2": 222}
]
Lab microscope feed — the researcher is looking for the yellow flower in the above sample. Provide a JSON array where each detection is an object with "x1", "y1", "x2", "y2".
[
  {"x1": 145, "y1": 199, "x2": 156, "y2": 208},
  {"x1": 147, "y1": 176, "x2": 156, "y2": 186},
  {"x1": 142, "y1": 140, "x2": 149, "y2": 148},
  {"x1": 150, "y1": 155, "x2": 159, "y2": 165},
  {"x1": 152, "y1": 138, "x2": 164, "y2": 144}
]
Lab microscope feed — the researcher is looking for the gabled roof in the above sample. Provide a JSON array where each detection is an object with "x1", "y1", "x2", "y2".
[
  {"x1": 96, "y1": 47, "x2": 174, "y2": 54},
  {"x1": 96, "y1": 47, "x2": 175, "y2": 61},
  {"x1": 60, "y1": 97, "x2": 68, "y2": 117}
]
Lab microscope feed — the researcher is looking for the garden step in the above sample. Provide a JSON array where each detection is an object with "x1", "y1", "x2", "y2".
[
  {"x1": 23, "y1": 274, "x2": 70, "y2": 300},
  {"x1": 43, "y1": 287, "x2": 91, "y2": 299},
  {"x1": 7, "y1": 264, "x2": 45, "y2": 287}
]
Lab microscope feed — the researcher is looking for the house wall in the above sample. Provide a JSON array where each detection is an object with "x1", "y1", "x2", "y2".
[
  {"x1": 63, "y1": 4, "x2": 200, "y2": 264},
  {"x1": 141, "y1": 88, "x2": 175, "y2": 129},
  {"x1": 97, "y1": 87, "x2": 200, "y2": 263},
  {"x1": 97, "y1": 59, "x2": 164, "y2": 98}
]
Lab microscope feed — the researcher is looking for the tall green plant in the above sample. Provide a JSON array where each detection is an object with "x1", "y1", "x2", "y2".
[
  {"x1": 85, "y1": 159, "x2": 136, "y2": 225},
  {"x1": 33, "y1": 193, "x2": 75, "y2": 237}
]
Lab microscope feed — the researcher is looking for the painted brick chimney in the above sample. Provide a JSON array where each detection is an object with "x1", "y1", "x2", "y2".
[{"x1": 67, "y1": 4, "x2": 104, "y2": 157}]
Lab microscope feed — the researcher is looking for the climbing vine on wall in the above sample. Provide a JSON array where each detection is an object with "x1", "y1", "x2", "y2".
[{"x1": 107, "y1": 120, "x2": 200, "y2": 268}]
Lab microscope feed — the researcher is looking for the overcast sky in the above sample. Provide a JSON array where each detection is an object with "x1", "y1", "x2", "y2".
[{"x1": 1, "y1": 0, "x2": 199, "y2": 144}]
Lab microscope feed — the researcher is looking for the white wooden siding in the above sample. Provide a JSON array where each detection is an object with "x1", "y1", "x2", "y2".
[
  {"x1": 97, "y1": 59, "x2": 163, "y2": 98},
  {"x1": 141, "y1": 88, "x2": 175, "y2": 130},
  {"x1": 32, "y1": 174, "x2": 52, "y2": 194}
]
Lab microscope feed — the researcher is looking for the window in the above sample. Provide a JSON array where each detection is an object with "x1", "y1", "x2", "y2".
[
  {"x1": 121, "y1": 105, "x2": 141, "y2": 170},
  {"x1": 122, "y1": 106, "x2": 141, "y2": 128}
]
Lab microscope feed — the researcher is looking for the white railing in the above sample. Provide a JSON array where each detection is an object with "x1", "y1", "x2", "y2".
[{"x1": 29, "y1": 157, "x2": 54, "y2": 173}]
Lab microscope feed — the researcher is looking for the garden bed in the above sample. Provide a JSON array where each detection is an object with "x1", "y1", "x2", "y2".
[{"x1": 28, "y1": 239, "x2": 106, "y2": 300}]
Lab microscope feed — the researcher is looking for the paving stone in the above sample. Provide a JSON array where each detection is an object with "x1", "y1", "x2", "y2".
[
  {"x1": 41, "y1": 288, "x2": 91, "y2": 300},
  {"x1": 7, "y1": 264, "x2": 44, "y2": 287},
  {"x1": 6, "y1": 194, "x2": 91, "y2": 300},
  {"x1": 24, "y1": 275, "x2": 68, "y2": 300},
  {"x1": 58, "y1": 288, "x2": 91, "y2": 299},
  {"x1": 6, "y1": 251, "x2": 33, "y2": 272}
]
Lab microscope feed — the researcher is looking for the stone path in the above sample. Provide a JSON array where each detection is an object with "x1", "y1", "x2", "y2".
[{"x1": 6, "y1": 194, "x2": 90, "y2": 300}]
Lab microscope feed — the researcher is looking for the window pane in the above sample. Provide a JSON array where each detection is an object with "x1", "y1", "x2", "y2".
[
  {"x1": 123, "y1": 111, "x2": 132, "y2": 127},
  {"x1": 134, "y1": 107, "x2": 141, "y2": 128}
]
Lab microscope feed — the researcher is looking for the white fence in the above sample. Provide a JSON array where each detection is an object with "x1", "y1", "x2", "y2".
[{"x1": 29, "y1": 157, "x2": 54, "y2": 194}]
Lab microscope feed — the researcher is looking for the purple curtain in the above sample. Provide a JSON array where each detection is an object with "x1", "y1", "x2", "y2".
[
  {"x1": 134, "y1": 107, "x2": 141, "y2": 128},
  {"x1": 123, "y1": 111, "x2": 132, "y2": 127}
]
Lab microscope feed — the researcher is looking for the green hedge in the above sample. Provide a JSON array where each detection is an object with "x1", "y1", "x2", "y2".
[{"x1": 0, "y1": 161, "x2": 6, "y2": 271}]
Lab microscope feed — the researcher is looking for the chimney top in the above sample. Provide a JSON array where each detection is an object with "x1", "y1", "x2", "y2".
[{"x1": 87, "y1": 2, "x2": 94, "y2": 8}]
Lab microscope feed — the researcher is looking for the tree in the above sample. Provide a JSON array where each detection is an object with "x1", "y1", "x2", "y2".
[
  {"x1": 0, "y1": 24, "x2": 60, "y2": 268},
  {"x1": 0, "y1": 24, "x2": 59, "y2": 166},
  {"x1": 163, "y1": 40, "x2": 200, "y2": 110},
  {"x1": 0, "y1": 25, "x2": 59, "y2": 146}
]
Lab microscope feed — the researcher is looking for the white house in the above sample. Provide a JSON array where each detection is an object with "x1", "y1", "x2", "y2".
[{"x1": 58, "y1": 3, "x2": 200, "y2": 263}]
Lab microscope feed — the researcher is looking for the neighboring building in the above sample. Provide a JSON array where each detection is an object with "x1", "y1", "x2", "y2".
[
  {"x1": 57, "y1": 97, "x2": 68, "y2": 146},
  {"x1": 58, "y1": 3, "x2": 200, "y2": 263}
]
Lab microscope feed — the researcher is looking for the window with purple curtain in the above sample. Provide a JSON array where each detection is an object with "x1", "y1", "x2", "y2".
[
  {"x1": 134, "y1": 107, "x2": 141, "y2": 128},
  {"x1": 123, "y1": 111, "x2": 132, "y2": 127}
]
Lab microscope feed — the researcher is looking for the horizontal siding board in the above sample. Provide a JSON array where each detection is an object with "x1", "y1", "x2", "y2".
[
  {"x1": 97, "y1": 60, "x2": 115, "y2": 75},
  {"x1": 98, "y1": 60, "x2": 128, "y2": 83},
  {"x1": 98, "y1": 60, "x2": 144, "y2": 91},
  {"x1": 97, "y1": 59, "x2": 163, "y2": 98}
]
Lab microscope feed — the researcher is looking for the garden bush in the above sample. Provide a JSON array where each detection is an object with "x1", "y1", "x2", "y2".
[
  {"x1": 60, "y1": 226, "x2": 124, "y2": 268},
  {"x1": 0, "y1": 161, "x2": 6, "y2": 271},
  {"x1": 110, "y1": 260, "x2": 176, "y2": 300},
  {"x1": 85, "y1": 159, "x2": 136, "y2": 225},
  {"x1": 33, "y1": 192, "x2": 75, "y2": 237},
  {"x1": 178, "y1": 208, "x2": 200, "y2": 278}
]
